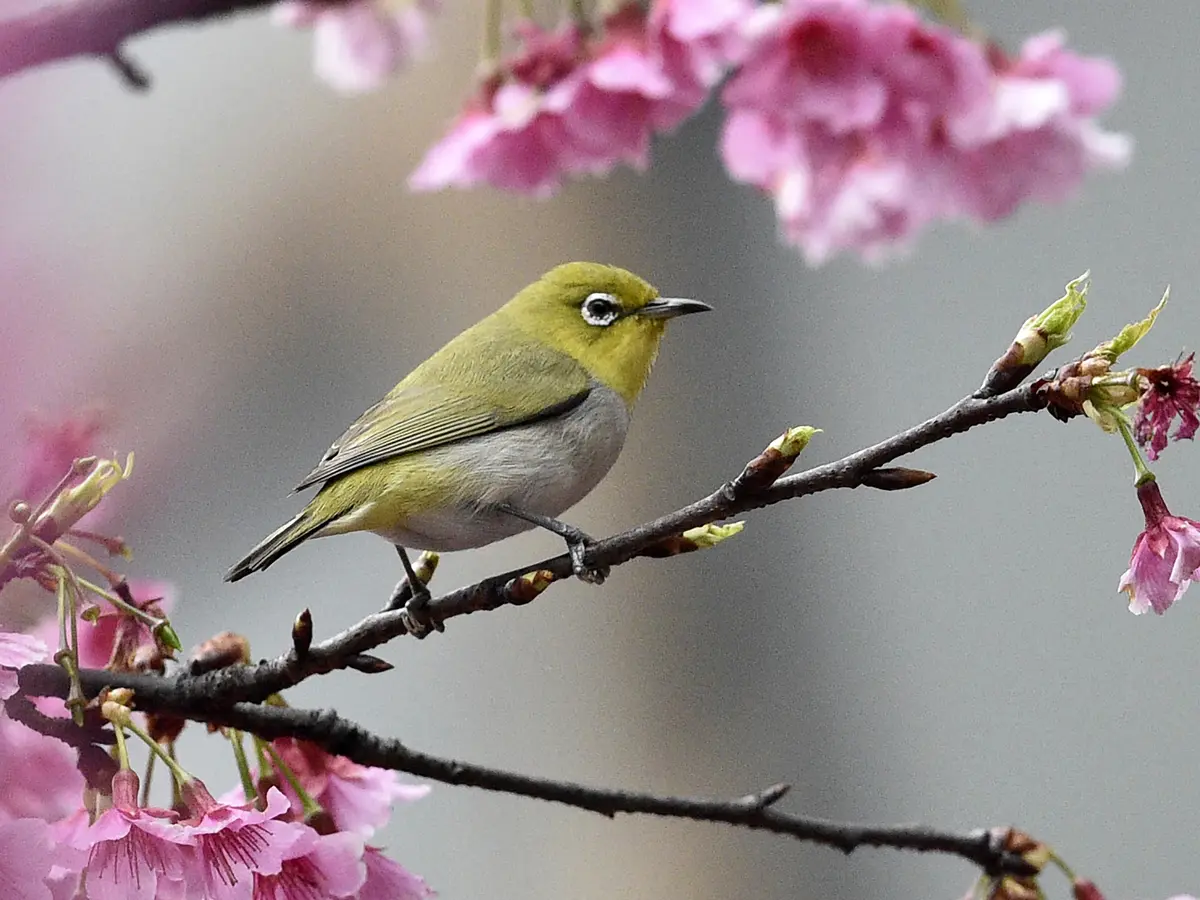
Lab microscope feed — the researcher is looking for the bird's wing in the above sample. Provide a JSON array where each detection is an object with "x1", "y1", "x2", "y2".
[{"x1": 294, "y1": 332, "x2": 592, "y2": 490}]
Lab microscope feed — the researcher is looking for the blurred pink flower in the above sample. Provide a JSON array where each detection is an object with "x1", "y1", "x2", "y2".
[
  {"x1": 719, "y1": 0, "x2": 1128, "y2": 263},
  {"x1": 1119, "y1": 480, "x2": 1200, "y2": 615},
  {"x1": 69, "y1": 770, "x2": 188, "y2": 900},
  {"x1": 1134, "y1": 354, "x2": 1200, "y2": 460},
  {"x1": 227, "y1": 737, "x2": 430, "y2": 837},
  {"x1": 12, "y1": 409, "x2": 108, "y2": 510},
  {"x1": 357, "y1": 846, "x2": 434, "y2": 900},
  {"x1": 0, "y1": 629, "x2": 47, "y2": 700},
  {"x1": 275, "y1": 0, "x2": 438, "y2": 93},
  {"x1": 0, "y1": 817, "x2": 62, "y2": 900},
  {"x1": 412, "y1": 1, "x2": 744, "y2": 195},
  {"x1": 0, "y1": 711, "x2": 85, "y2": 822},
  {"x1": 252, "y1": 827, "x2": 367, "y2": 899},
  {"x1": 28, "y1": 580, "x2": 174, "y2": 670}
]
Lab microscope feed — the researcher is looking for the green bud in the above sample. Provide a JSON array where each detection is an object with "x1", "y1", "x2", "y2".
[
  {"x1": 680, "y1": 521, "x2": 744, "y2": 548},
  {"x1": 1091, "y1": 287, "x2": 1169, "y2": 364},
  {"x1": 1015, "y1": 272, "x2": 1089, "y2": 364},
  {"x1": 1082, "y1": 372, "x2": 1141, "y2": 432},
  {"x1": 768, "y1": 426, "x2": 821, "y2": 459}
]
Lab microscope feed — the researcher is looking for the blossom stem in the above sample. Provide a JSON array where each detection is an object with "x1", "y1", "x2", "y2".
[
  {"x1": 1116, "y1": 419, "x2": 1156, "y2": 485},
  {"x1": 126, "y1": 717, "x2": 191, "y2": 788},
  {"x1": 112, "y1": 719, "x2": 130, "y2": 770},
  {"x1": 264, "y1": 739, "x2": 324, "y2": 819},
  {"x1": 52, "y1": 569, "x2": 85, "y2": 725},
  {"x1": 1048, "y1": 851, "x2": 1077, "y2": 881},
  {"x1": 480, "y1": 0, "x2": 502, "y2": 69},
  {"x1": 229, "y1": 729, "x2": 261, "y2": 808},
  {"x1": 141, "y1": 751, "x2": 157, "y2": 807}
]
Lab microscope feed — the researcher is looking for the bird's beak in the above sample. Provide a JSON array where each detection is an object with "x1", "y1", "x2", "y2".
[{"x1": 636, "y1": 297, "x2": 713, "y2": 319}]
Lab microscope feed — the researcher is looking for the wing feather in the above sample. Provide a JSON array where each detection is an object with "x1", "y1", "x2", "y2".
[{"x1": 294, "y1": 320, "x2": 592, "y2": 490}]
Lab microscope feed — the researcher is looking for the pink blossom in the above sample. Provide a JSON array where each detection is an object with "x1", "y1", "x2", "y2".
[
  {"x1": 252, "y1": 827, "x2": 366, "y2": 900},
  {"x1": 719, "y1": 0, "x2": 1128, "y2": 263},
  {"x1": 357, "y1": 847, "x2": 433, "y2": 900},
  {"x1": 69, "y1": 770, "x2": 189, "y2": 900},
  {"x1": 0, "y1": 711, "x2": 85, "y2": 822},
  {"x1": 1119, "y1": 481, "x2": 1200, "y2": 615},
  {"x1": 0, "y1": 629, "x2": 47, "y2": 700},
  {"x1": 227, "y1": 738, "x2": 429, "y2": 837},
  {"x1": 274, "y1": 0, "x2": 438, "y2": 94},
  {"x1": 173, "y1": 780, "x2": 295, "y2": 898},
  {"x1": 0, "y1": 817, "x2": 61, "y2": 900},
  {"x1": 411, "y1": 2, "x2": 743, "y2": 195},
  {"x1": 1134, "y1": 354, "x2": 1200, "y2": 460}
]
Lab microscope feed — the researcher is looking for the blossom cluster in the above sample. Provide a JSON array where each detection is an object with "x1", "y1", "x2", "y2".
[
  {"x1": 276, "y1": 0, "x2": 1128, "y2": 263},
  {"x1": 0, "y1": 421, "x2": 432, "y2": 899}
]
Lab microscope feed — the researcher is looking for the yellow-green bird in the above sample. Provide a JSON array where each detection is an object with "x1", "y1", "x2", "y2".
[{"x1": 225, "y1": 262, "x2": 710, "y2": 614}]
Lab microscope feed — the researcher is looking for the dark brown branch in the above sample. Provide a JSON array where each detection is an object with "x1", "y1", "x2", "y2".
[
  {"x1": 19, "y1": 663, "x2": 1035, "y2": 878},
  {"x1": 0, "y1": 0, "x2": 331, "y2": 82},
  {"x1": 47, "y1": 382, "x2": 1041, "y2": 711}
]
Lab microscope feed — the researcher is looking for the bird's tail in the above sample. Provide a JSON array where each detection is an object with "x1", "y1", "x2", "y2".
[{"x1": 225, "y1": 510, "x2": 330, "y2": 582}]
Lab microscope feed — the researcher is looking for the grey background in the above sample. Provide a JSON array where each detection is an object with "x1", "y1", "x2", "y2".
[{"x1": 2, "y1": 0, "x2": 1197, "y2": 897}]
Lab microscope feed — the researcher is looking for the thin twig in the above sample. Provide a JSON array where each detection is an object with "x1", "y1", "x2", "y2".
[
  {"x1": 45, "y1": 382, "x2": 1042, "y2": 709},
  {"x1": 18, "y1": 663, "x2": 1035, "y2": 878}
]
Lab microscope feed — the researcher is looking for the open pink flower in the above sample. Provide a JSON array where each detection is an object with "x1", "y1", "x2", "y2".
[
  {"x1": 252, "y1": 827, "x2": 366, "y2": 899},
  {"x1": 1119, "y1": 480, "x2": 1200, "y2": 615},
  {"x1": 234, "y1": 738, "x2": 430, "y2": 837},
  {"x1": 0, "y1": 630, "x2": 47, "y2": 700},
  {"x1": 719, "y1": 0, "x2": 1127, "y2": 262},
  {"x1": 357, "y1": 847, "x2": 433, "y2": 900},
  {"x1": 69, "y1": 770, "x2": 189, "y2": 900},
  {"x1": 173, "y1": 780, "x2": 295, "y2": 899},
  {"x1": 274, "y1": 0, "x2": 438, "y2": 93},
  {"x1": 1134, "y1": 354, "x2": 1200, "y2": 460}
]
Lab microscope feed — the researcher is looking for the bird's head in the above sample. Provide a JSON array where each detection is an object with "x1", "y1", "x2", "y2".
[{"x1": 502, "y1": 262, "x2": 711, "y2": 405}]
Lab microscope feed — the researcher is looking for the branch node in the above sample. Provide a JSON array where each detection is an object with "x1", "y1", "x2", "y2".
[
  {"x1": 860, "y1": 467, "x2": 938, "y2": 491},
  {"x1": 292, "y1": 609, "x2": 313, "y2": 660},
  {"x1": 739, "y1": 782, "x2": 791, "y2": 811},
  {"x1": 345, "y1": 653, "x2": 394, "y2": 674}
]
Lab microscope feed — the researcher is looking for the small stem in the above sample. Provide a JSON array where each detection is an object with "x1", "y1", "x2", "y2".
[
  {"x1": 1048, "y1": 852, "x2": 1077, "y2": 881},
  {"x1": 1116, "y1": 419, "x2": 1155, "y2": 485},
  {"x1": 265, "y1": 741, "x2": 322, "y2": 819},
  {"x1": 168, "y1": 741, "x2": 182, "y2": 810},
  {"x1": 126, "y1": 718, "x2": 191, "y2": 787},
  {"x1": 112, "y1": 720, "x2": 130, "y2": 770},
  {"x1": 481, "y1": 0, "x2": 503, "y2": 67},
  {"x1": 229, "y1": 730, "x2": 261, "y2": 809},
  {"x1": 141, "y1": 751, "x2": 157, "y2": 808}
]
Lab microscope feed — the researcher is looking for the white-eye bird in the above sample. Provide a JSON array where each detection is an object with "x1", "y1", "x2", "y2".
[{"x1": 225, "y1": 262, "x2": 710, "y2": 616}]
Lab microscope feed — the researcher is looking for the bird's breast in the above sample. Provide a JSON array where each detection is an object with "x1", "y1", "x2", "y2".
[{"x1": 373, "y1": 382, "x2": 631, "y2": 551}]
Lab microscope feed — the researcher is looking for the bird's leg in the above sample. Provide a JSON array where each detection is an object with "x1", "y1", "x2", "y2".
[
  {"x1": 495, "y1": 503, "x2": 609, "y2": 584},
  {"x1": 389, "y1": 545, "x2": 440, "y2": 638}
]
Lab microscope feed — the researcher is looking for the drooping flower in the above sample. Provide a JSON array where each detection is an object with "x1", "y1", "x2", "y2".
[
  {"x1": 1119, "y1": 480, "x2": 1200, "y2": 615},
  {"x1": 1134, "y1": 353, "x2": 1200, "y2": 460},
  {"x1": 356, "y1": 846, "x2": 433, "y2": 900},
  {"x1": 274, "y1": 0, "x2": 439, "y2": 94},
  {"x1": 174, "y1": 780, "x2": 295, "y2": 899},
  {"x1": 0, "y1": 629, "x2": 47, "y2": 700},
  {"x1": 718, "y1": 0, "x2": 1128, "y2": 263},
  {"x1": 411, "y1": 0, "x2": 745, "y2": 195},
  {"x1": 227, "y1": 738, "x2": 430, "y2": 837},
  {"x1": 69, "y1": 769, "x2": 189, "y2": 900},
  {"x1": 252, "y1": 827, "x2": 367, "y2": 900}
]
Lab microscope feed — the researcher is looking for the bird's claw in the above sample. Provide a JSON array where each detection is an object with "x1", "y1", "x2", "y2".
[
  {"x1": 568, "y1": 540, "x2": 609, "y2": 585},
  {"x1": 398, "y1": 586, "x2": 441, "y2": 639}
]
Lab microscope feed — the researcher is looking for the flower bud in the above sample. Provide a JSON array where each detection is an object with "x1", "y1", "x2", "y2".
[{"x1": 35, "y1": 454, "x2": 133, "y2": 538}]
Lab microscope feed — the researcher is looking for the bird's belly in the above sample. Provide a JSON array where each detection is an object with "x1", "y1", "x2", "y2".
[{"x1": 369, "y1": 384, "x2": 630, "y2": 551}]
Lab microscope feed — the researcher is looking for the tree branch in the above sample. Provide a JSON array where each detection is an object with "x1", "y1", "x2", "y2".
[
  {"x1": 17, "y1": 663, "x2": 1036, "y2": 878},
  {"x1": 37, "y1": 381, "x2": 1041, "y2": 711},
  {"x1": 0, "y1": 0, "x2": 306, "y2": 83}
]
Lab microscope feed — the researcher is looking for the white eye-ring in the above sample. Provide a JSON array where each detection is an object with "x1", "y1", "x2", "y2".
[{"x1": 581, "y1": 292, "x2": 621, "y2": 326}]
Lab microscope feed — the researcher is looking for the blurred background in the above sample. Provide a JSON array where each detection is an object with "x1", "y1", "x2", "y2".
[{"x1": 2, "y1": 0, "x2": 1197, "y2": 896}]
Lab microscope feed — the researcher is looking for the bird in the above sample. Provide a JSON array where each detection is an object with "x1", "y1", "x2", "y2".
[{"x1": 225, "y1": 261, "x2": 710, "y2": 623}]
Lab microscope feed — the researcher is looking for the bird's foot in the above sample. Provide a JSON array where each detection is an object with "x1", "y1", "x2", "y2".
[
  {"x1": 562, "y1": 526, "x2": 609, "y2": 585},
  {"x1": 398, "y1": 585, "x2": 441, "y2": 639}
]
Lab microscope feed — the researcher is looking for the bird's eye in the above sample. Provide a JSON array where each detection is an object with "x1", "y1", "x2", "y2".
[{"x1": 581, "y1": 293, "x2": 621, "y2": 326}]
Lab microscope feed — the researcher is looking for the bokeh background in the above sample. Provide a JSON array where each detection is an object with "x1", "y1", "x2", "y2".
[{"x1": 2, "y1": 0, "x2": 1197, "y2": 897}]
